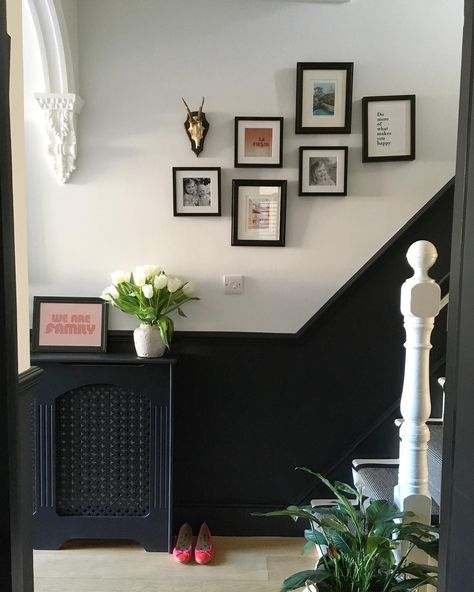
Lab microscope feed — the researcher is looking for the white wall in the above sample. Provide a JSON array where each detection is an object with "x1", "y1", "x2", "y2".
[{"x1": 24, "y1": 0, "x2": 463, "y2": 333}]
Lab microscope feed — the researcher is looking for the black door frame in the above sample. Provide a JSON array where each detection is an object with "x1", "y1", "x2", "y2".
[
  {"x1": 1, "y1": 1, "x2": 474, "y2": 591},
  {"x1": 438, "y1": 2, "x2": 474, "y2": 590},
  {"x1": 0, "y1": 2, "x2": 20, "y2": 590}
]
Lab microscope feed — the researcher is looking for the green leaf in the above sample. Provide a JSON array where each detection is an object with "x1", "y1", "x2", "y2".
[
  {"x1": 365, "y1": 535, "x2": 396, "y2": 554},
  {"x1": 304, "y1": 528, "x2": 327, "y2": 546},
  {"x1": 281, "y1": 569, "x2": 331, "y2": 592},
  {"x1": 397, "y1": 521, "x2": 438, "y2": 537},
  {"x1": 157, "y1": 317, "x2": 170, "y2": 349},
  {"x1": 366, "y1": 499, "x2": 408, "y2": 533},
  {"x1": 333, "y1": 481, "x2": 359, "y2": 497},
  {"x1": 400, "y1": 563, "x2": 438, "y2": 578},
  {"x1": 252, "y1": 507, "x2": 317, "y2": 523},
  {"x1": 396, "y1": 534, "x2": 439, "y2": 560},
  {"x1": 329, "y1": 531, "x2": 357, "y2": 557},
  {"x1": 317, "y1": 516, "x2": 349, "y2": 533},
  {"x1": 167, "y1": 316, "x2": 175, "y2": 341},
  {"x1": 301, "y1": 540, "x2": 316, "y2": 555},
  {"x1": 177, "y1": 307, "x2": 187, "y2": 318}
]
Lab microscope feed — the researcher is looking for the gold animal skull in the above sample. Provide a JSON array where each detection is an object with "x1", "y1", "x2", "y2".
[{"x1": 182, "y1": 97, "x2": 209, "y2": 156}]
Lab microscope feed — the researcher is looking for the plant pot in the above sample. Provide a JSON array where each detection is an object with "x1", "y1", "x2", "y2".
[{"x1": 133, "y1": 323, "x2": 166, "y2": 358}]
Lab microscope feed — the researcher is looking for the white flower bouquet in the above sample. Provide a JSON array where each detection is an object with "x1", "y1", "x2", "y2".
[{"x1": 102, "y1": 265, "x2": 198, "y2": 349}]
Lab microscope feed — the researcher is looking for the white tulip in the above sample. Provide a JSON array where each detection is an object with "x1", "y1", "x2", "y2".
[
  {"x1": 143, "y1": 264, "x2": 162, "y2": 278},
  {"x1": 101, "y1": 285, "x2": 119, "y2": 301},
  {"x1": 182, "y1": 282, "x2": 195, "y2": 297},
  {"x1": 134, "y1": 268, "x2": 147, "y2": 286},
  {"x1": 167, "y1": 276, "x2": 183, "y2": 293},
  {"x1": 111, "y1": 270, "x2": 131, "y2": 285},
  {"x1": 142, "y1": 284, "x2": 154, "y2": 299},
  {"x1": 154, "y1": 274, "x2": 168, "y2": 290}
]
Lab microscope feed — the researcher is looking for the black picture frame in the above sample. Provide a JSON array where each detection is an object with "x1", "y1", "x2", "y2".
[
  {"x1": 31, "y1": 296, "x2": 108, "y2": 353},
  {"x1": 231, "y1": 179, "x2": 287, "y2": 247},
  {"x1": 362, "y1": 95, "x2": 416, "y2": 162},
  {"x1": 295, "y1": 62, "x2": 354, "y2": 134},
  {"x1": 298, "y1": 146, "x2": 348, "y2": 197},
  {"x1": 173, "y1": 167, "x2": 221, "y2": 216},
  {"x1": 234, "y1": 116, "x2": 284, "y2": 167}
]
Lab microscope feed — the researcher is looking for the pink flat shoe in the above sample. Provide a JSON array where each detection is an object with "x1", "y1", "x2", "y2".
[
  {"x1": 173, "y1": 522, "x2": 193, "y2": 564},
  {"x1": 194, "y1": 522, "x2": 214, "y2": 564}
]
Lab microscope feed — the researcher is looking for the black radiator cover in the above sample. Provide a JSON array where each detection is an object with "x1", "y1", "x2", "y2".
[{"x1": 30, "y1": 353, "x2": 175, "y2": 552}]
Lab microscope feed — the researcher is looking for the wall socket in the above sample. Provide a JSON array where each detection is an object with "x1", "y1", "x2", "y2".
[{"x1": 223, "y1": 275, "x2": 244, "y2": 294}]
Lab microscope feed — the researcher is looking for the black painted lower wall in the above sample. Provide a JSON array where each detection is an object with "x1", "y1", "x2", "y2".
[{"x1": 108, "y1": 180, "x2": 454, "y2": 536}]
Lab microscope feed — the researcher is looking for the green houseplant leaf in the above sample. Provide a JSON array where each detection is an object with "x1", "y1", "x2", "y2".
[
  {"x1": 281, "y1": 568, "x2": 332, "y2": 592},
  {"x1": 255, "y1": 470, "x2": 440, "y2": 592}
]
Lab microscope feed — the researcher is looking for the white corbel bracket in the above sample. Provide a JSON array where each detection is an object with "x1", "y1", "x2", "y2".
[{"x1": 35, "y1": 93, "x2": 84, "y2": 183}]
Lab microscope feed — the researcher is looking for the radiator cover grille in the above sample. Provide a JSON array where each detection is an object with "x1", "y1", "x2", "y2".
[{"x1": 56, "y1": 384, "x2": 152, "y2": 517}]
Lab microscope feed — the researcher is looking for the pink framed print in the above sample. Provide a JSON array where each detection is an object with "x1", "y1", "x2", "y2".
[
  {"x1": 234, "y1": 117, "x2": 284, "y2": 167},
  {"x1": 32, "y1": 296, "x2": 108, "y2": 352}
]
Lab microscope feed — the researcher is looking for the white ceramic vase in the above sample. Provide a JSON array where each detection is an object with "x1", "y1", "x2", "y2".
[{"x1": 133, "y1": 323, "x2": 166, "y2": 358}]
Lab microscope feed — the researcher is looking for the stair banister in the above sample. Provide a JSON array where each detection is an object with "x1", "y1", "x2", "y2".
[{"x1": 394, "y1": 241, "x2": 441, "y2": 521}]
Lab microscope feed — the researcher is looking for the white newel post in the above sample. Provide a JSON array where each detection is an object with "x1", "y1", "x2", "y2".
[{"x1": 394, "y1": 241, "x2": 440, "y2": 587}]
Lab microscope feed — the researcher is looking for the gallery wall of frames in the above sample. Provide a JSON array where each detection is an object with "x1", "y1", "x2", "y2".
[
  {"x1": 23, "y1": 0, "x2": 461, "y2": 336},
  {"x1": 174, "y1": 61, "x2": 416, "y2": 248}
]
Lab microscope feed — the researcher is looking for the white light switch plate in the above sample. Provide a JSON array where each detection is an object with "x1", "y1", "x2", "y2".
[{"x1": 223, "y1": 275, "x2": 244, "y2": 294}]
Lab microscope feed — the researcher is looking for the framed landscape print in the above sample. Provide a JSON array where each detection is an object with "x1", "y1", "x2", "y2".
[
  {"x1": 362, "y1": 95, "x2": 416, "y2": 162},
  {"x1": 299, "y1": 146, "x2": 348, "y2": 196},
  {"x1": 234, "y1": 117, "x2": 283, "y2": 167},
  {"x1": 295, "y1": 62, "x2": 354, "y2": 134},
  {"x1": 173, "y1": 167, "x2": 221, "y2": 216},
  {"x1": 231, "y1": 180, "x2": 287, "y2": 246},
  {"x1": 32, "y1": 296, "x2": 108, "y2": 353}
]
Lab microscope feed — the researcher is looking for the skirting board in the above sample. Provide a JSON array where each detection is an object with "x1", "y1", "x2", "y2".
[{"x1": 173, "y1": 504, "x2": 304, "y2": 537}]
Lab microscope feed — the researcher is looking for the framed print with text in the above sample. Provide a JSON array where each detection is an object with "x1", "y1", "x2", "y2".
[
  {"x1": 299, "y1": 146, "x2": 348, "y2": 197},
  {"x1": 173, "y1": 167, "x2": 221, "y2": 216},
  {"x1": 362, "y1": 95, "x2": 416, "y2": 162},
  {"x1": 295, "y1": 62, "x2": 354, "y2": 134},
  {"x1": 231, "y1": 180, "x2": 287, "y2": 246},
  {"x1": 32, "y1": 296, "x2": 108, "y2": 353},
  {"x1": 234, "y1": 117, "x2": 283, "y2": 167}
]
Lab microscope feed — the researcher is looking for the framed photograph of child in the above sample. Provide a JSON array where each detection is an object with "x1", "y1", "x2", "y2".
[
  {"x1": 298, "y1": 146, "x2": 348, "y2": 197},
  {"x1": 295, "y1": 62, "x2": 353, "y2": 134},
  {"x1": 231, "y1": 179, "x2": 287, "y2": 246},
  {"x1": 362, "y1": 95, "x2": 416, "y2": 162},
  {"x1": 173, "y1": 167, "x2": 221, "y2": 216},
  {"x1": 32, "y1": 296, "x2": 108, "y2": 353},
  {"x1": 234, "y1": 117, "x2": 284, "y2": 167}
]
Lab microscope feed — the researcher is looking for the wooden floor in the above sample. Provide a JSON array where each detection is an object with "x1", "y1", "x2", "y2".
[{"x1": 34, "y1": 537, "x2": 316, "y2": 592}]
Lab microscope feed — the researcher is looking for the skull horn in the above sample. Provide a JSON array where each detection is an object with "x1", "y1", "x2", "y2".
[
  {"x1": 182, "y1": 97, "x2": 193, "y2": 118},
  {"x1": 197, "y1": 96, "x2": 205, "y2": 119}
]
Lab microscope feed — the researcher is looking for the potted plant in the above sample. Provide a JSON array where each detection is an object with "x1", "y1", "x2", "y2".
[
  {"x1": 256, "y1": 469, "x2": 439, "y2": 592},
  {"x1": 102, "y1": 265, "x2": 199, "y2": 357}
]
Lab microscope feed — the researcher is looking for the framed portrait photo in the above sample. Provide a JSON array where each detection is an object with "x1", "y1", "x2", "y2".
[
  {"x1": 32, "y1": 296, "x2": 108, "y2": 353},
  {"x1": 299, "y1": 146, "x2": 348, "y2": 197},
  {"x1": 173, "y1": 167, "x2": 221, "y2": 216},
  {"x1": 234, "y1": 117, "x2": 283, "y2": 167},
  {"x1": 362, "y1": 95, "x2": 416, "y2": 162},
  {"x1": 296, "y1": 62, "x2": 353, "y2": 134},
  {"x1": 231, "y1": 180, "x2": 287, "y2": 247}
]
